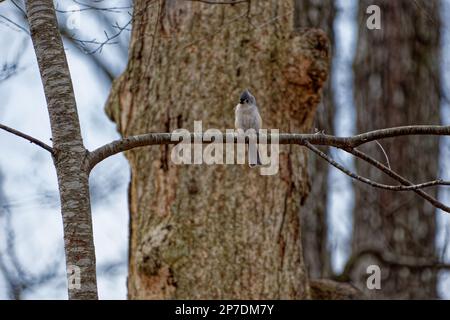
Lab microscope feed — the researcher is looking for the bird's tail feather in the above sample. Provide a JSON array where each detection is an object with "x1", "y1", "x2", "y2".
[{"x1": 249, "y1": 147, "x2": 262, "y2": 168}]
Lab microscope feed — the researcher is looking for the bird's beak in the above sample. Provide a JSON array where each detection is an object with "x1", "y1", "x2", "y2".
[{"x1": 239, "y1": 99, "x2": 244, "y2": 104}]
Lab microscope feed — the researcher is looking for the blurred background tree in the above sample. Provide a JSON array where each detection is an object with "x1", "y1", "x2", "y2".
[
  {"x1": 1, "y1": 0, "x2": 450, "y2": 299},
  {"x1": 351, "y1": 0, "x2": 441, "y2": 299}
]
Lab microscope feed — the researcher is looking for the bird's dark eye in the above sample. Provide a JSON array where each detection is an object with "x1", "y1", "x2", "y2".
[{"x1": 245, "y1": 99, "x2": 249, "y2": 103}]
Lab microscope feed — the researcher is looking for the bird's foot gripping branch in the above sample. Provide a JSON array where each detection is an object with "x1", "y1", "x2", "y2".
[{"x1": 170, "y1": 121, "x2": 280, "y2": 176}]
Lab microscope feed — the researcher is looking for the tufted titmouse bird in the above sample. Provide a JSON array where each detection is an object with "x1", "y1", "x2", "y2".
[{"x1": 235, "y1": 89, "x2": 262, "y2": 167}]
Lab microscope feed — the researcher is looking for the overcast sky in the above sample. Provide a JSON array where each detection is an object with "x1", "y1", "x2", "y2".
[
  {"x1": 0, "y1": 0, "x2": 449, "y2": 299},
  {"x1": 0, "y1": 0, "x2": 131, "y2": 299}
]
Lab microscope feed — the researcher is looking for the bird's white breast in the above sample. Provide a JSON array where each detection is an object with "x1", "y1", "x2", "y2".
[{"x1": 235, "y1": 104, "x2": 262, "y2": 131}]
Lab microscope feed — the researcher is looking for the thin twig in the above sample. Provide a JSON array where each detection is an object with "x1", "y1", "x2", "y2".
[
  {"x1": 0, "y1": 123, "x2": 53, "y2": 153},
  {"x1": 0, "y1": 14, "x2": 30, "y2": 35},
  {"x1": 304, "y1": 141, "x2": 449, "y2": 191},
  {"x1": 346, "y1": 147, "x2": 450, "y2": 213},
  {"x1": 55, "y1": 1, "x2": 132, "y2": 14},
  {"x1": 374, "y1": 140, "x2": 391, "y2": 169},
  {"x1": 69, "y1": 18, "x2": 132, "y2": 54},
  {"x1": 11, "y1": 0, "x2": 27, "y2": 17}
]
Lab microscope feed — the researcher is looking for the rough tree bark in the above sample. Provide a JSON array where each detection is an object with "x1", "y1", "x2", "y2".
[
  {"x1": 106, "y1": 0, "x2": 329, "y2": 299},
  {"x1": 352, "y1": 0, "x2": 441, "y2": 298},
  {"x1": 26, "y1": 0, "x2": 97, "y2": 299},
  {"x1": 294, "y1": 0, "x2": 335, "y2": 279}
]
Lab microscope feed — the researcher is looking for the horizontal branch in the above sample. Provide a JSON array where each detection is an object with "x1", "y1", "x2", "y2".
[
  {"x1": 87, "y1": 125, "x2": 450, "y2": 170},
  {"x1": 87, "y1": 133, "x2": 172, "y2": 170},
  {"x1": 0, "y1": 123, "x2": 53, "y2": 153},
  {"x1": 86, "y1": 125, "x2": 450, "y2": 213},
  {"x1": 285, "y1": 125, "x2": 450, "y2": 148}
]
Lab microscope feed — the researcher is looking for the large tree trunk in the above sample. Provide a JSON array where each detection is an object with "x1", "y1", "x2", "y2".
[
  {"x1": 352, "y1": 0, "x2": 441, "y2": 298},
  {"x1": 106, "y1": 0, "x2": 329, "y2": 299},
  {"x1": 294, "y1": 0, "x2": 335, "y2": 279}
]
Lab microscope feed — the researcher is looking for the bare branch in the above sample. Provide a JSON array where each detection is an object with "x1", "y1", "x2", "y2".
[
  {"x1": 0, "y1": 14, "x2": 30, "y2": 34},
  {"x1": 374, "y1": 140, "x2": 391, "y2": 169},
  {"x1": 0, "y1": 123, "x2": 53, "y2": 153},
  {"x1": 11, "y1": 0, "x2": 27, "y2": 17},
  {"x1": 69, "y1": 18, "x2": 131, "y2": 54},
  {"x1": 55, "y1": 0, "x2": 132, "y2": 13},
  {"x1": 88, "y1": 132, "x2": 172, "y2": 170},
  {"x1": 296, "y1": 125, "x2": 450, "y2": 148},
  {"x1": 87, "y1": 125, "x2": 450, "y2": 170},
  {"x1": 304, "y1": 141, "x2": 449, "y2": 191},
  {"x1": 86, "y1": 125, "x2": 450, "y2": 214},
  {"x1": 346, "y1": 147, "x2": 450, "y2": 213}
]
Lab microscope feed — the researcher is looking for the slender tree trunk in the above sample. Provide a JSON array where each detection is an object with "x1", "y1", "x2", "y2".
[
  {"x1": 106, "y1": 0, "x2": 329, "y2": 299},
  {"x1": 352, "y1": 0, "x2": 440, "y2": 298},
  {"x1": 294, "y1": 0, "x2": 335, "y2": 279},
  {"x1": 26, "y1": 0, "x2": 97, "y2": 299}
]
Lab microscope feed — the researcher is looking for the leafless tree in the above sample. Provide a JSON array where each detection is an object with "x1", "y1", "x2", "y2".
[{"x1": 1, "y1": 0, "x2": 450, "y2": 299}]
